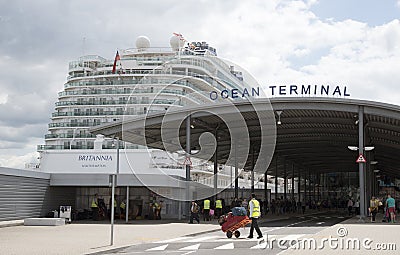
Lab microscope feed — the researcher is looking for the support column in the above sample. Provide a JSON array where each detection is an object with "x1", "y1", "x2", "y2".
[
  {"x1": 251, "y1": 145, "x2": 255, "y2": 193},
  {"x1": 125, "y1": 186, "x2": 129, "y2": 223},
  {"x1": 303, "y1": 170, "x2": 307, "y2": 203},
  {"x1": 291, "y1": 163, "x2": 295, "y2": 200},
  {"x1": 284, "y1": 159, "x2": 287, "y2": 200},
  {"x1": 185, "y1": 115, "x2": 191, "y2": 218},
  {"x1": 275, "y1": 155, "x2": 279, "y2": 200},
  {"x1": 358, "y1": 106, "x2": 366, "y2": 219},
  {"x1": 213, "y1": 129, "x2": 218, "y2": 200},
  {"x1": 234, "y1": 142, "x2": 238, "y2": 198},
  {"x1": 264, "y1": 171, "x2": 268, "y2": 203},
  {"x1": 297, "y1": 168, "x2": 301, "y2": 203},
  {"x1": 308, "y1": 170, "x2": 312, "y2": 201},
  {"x1": 313, "y1": 174, "x2": 316, "y2": 201}
]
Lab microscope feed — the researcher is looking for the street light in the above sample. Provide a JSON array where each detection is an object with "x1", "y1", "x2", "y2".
[
  {"x1": 276, "y1": 110, "x2": 282, "y2": 125},
  {"x1": 110, "y1": 136, "x2": 120, "y2": 246},
  {"x1": 347, "y1": 146, "x2": 375, "y2": 151}
]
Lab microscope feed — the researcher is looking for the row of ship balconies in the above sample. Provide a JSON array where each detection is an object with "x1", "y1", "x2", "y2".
[
  {"x1": 63, "y1": 78, "x2": 217, "y2": 99},
  {"x1": 55, "y1": 98, "x2": 181, "y2": 107},
  {"x1": 58, "y1": 88, "x2": 186, "y2": 97},
  {"x1": 37, "y1": 143, "x2": 143, "y2": 151},
  {"x1": 45, "y1": 133, "x2": 96, "y2": 139},
  {"x1": 68, "y1": 56, "x2": 217, "y2": 79},
  {"x1": 52, "y1": 110, "x2": 146, "y2": 117},
  {"x1": 67, "y1": 69, "x2": 222, "y2": 90}
]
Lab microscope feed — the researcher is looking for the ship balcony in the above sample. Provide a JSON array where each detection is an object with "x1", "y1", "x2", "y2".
[
  {"x1": 55, "y1": 99, "x2": 181, "y2": 107},
  {"x1": 63, "y1": 76, "x2": 210, "y2": 94},
  {"x1": 45, "y1": 133, "x2": 96, "y2": 139},
  {"x1": 48, "y1": 122, "x2": 102, "y2": 128},
  {"x1": 52, "y1": 111, "x2": 138, "y2": 117},
  {"x1": 37, "y1": 143, "x2": 142, "y2": 151},
  {"x1": 58, "y1": 88, "x2": 185, "y2": 97}
]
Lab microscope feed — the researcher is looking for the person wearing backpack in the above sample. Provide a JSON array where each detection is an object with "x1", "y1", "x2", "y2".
[{"x1": 189, "y1": 201, "x2": 200, "y2": 224}]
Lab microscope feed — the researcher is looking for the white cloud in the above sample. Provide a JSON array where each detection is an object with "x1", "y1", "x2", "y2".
[
  {"x1": 0, "y1": 151, "x2": 39, "y2": 169},
  {"x1": 0, "y1": 0, "x2": 400, "y2": 168}
]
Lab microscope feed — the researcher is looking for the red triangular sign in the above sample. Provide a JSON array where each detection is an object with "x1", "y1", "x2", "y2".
[
  {"x1": 356, "y1": 154, "x2": 366, "y2": 163},
  {"x1": 184, "y1": 157, "x2": 192, "y2": 166}
]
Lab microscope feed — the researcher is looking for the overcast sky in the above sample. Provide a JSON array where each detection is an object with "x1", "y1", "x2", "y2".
[{"x1": 0, "y1": 0, "x2": 399, "y2": 168}]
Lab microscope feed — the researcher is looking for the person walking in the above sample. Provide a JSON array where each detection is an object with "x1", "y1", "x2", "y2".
[
  {"x1": 189, "y1": 201, "x2": 200, "y2": 224},
  {"x1": 215, "y1": 198, "x2": 223, "y2": 218},
  {"x1": 247, "y1": 193, "x2": 263, "y2": 239},
  {"x1": 203, "y1": 198, "x2": 211, "y2": 221},
  {"x1": 369, "y1": 196, "x2": 379, "y2": 222},
  {"x1": 386, "y1": 194, "x2": 396, "y2": 223},
  {"x1": 120, "y1": 199, "x2": 126, "y2": 219},
  {"x1": 91, "y1": 193, "x2": 99, "y2": 221},
  {"x1": 354, "y1": 199, "x2": 360, "y2": 215},
  {"x1": 347, "y1": 198, "x2": 353, "y2": 216}
]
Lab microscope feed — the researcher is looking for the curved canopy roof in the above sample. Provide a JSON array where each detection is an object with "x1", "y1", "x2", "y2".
[{"x1": 91, "y1": 97, "x2": 400, "y2": 179}]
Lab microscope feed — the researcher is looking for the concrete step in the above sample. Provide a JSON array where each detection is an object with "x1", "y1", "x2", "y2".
[{"x1": 24, "y1": 218, "x2": 65, "y2": 226}]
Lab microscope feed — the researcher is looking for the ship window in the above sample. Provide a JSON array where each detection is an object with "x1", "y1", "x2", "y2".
[
  {"x1": 141, "y1": 97, "x2": 149, "y2": 104},
  {"x1": 130, "y1": 97, "x2": 137, "y2": 104},
  {"x1": 64, "y1": 141, "x2": 70, "y2": 149}
]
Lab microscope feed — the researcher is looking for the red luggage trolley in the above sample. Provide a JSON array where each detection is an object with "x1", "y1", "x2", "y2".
[{"x1": 220, "y1": 213, "x2": 252, "y2": 238}]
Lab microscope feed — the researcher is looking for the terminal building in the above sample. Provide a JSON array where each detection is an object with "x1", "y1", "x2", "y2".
[{"x1": 1, "y1": 35, "x2": 399, "y2": 222}]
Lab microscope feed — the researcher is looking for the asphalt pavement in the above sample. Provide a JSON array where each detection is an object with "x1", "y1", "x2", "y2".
[
  {"x1": 95, "y1": 211, "x2": 353, "y2": 255},
  {"x1": 1, "y1": 210, "x2": 398, "y2": 255}
]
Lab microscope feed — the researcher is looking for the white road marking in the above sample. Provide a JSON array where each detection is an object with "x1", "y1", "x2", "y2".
[
  {"x1": 316, "y1": 222, "x2": 325, "y2": 225},
  {"x1": 179, "y1": 244, "x2": 201, "y2": 250},
  {"x1": 250, "y1": 241, "x2": 269, "y2": 249},
  {"x1": 182, "y1": 251, "x2": 196, "y2": 255},
  {"x1": 183, "y1": 235, "x2": 218, "y2": 242},
  {"x1": 156, "y1": 236, "x2": 191, "y2": 243},
  {"x1": 214, "y1": 242, "x2": 235, "y2": 249},
  {"x1": 145, "y1": 244, "x2": 168, "y2": 251},
  {"x1": 279, "y1": 234, "x2": 304, "y2": 240}
]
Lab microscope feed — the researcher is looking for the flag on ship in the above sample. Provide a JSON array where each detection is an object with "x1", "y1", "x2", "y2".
[
  {"x1": 173, "y1": 32, "x2": 186, "y2": 42},
  {"x1": 112, "y1": 50, "x2": 120, "y2": 74}
]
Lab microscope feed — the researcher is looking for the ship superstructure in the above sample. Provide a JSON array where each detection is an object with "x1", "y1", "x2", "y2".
[{"x1": 38, "y1": 35, "x2": 246, "y2": 152}]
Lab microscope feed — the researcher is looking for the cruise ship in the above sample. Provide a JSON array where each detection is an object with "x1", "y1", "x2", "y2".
[
  {"x1": 39, "y1": 35, "x2": 227, "y2": 151},
  {"x1": 36, "y1": 35, "x2": 271, "y2": 219}
]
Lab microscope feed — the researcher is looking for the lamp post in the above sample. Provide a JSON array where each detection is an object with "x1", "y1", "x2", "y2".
[
  {"x1": 110, "y1": 136, "x2": 119, "y2": 246},
  {"x1": 347, "y1": 144, "x2": 374, "y2": 221}
]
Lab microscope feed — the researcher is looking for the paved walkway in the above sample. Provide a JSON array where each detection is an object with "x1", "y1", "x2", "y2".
[
  {"x1": 278, "y1": 213, "x2": 400, "y2": 254},
  {"x1": 0, "y1": 210, "x2": 344, "y2": 255}
]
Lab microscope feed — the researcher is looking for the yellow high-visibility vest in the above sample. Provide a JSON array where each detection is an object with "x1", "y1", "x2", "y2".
[
  {"x1": 216, "y1": 200, "x2": 222, "y2": 209},
  {"x1": 120, "y1": 201, "x2": 126, "y2": 209},
  {"x1": 114, "y1": 200, "x2": 117, "y2": 207},
  {"x1": 251, "y1": 199, "x2": 261, "y2": 218},
  {"x1": 204, "y1": 199, "x2": 210, "y2": 209},
  {"x1": 91, "y1": 198, "x2": 98, "y2": 208}
]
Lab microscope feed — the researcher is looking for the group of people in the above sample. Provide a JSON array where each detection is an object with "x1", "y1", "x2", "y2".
[
  {"x1": 90, "y1": 194, "x2": 127, "y2": 221},
  {"x1": 346, "y1": 194, "x2": 397, "y2": 223},
  {"x1": 189, "y1": 197, "x2": 222, "y2": 224},
  {"x1": 369, "y1": 194, "x2": 396, "y2": 223},
  {"x1": 150, "y1": 201, "x2": 163, "y2": 220},
  {"x1": 189, "y1": 194, "x2": 264, "y2": 239}
]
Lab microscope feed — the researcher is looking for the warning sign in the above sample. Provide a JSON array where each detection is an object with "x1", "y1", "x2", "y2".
[
  {"x1": 356, "y1": 154, "x2": 366, "y2": 163},
  {"x1": 183, "y1": 157, "x2": 192, "y2": 166}
]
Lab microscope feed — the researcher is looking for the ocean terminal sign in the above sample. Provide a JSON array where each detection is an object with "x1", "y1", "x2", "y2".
[
  {"x1": 210, "y1": 85, "x2": 350, "y2": 100},
  {"x1": 268, "y1": 84, "x2": 350, "y2": 97}
]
